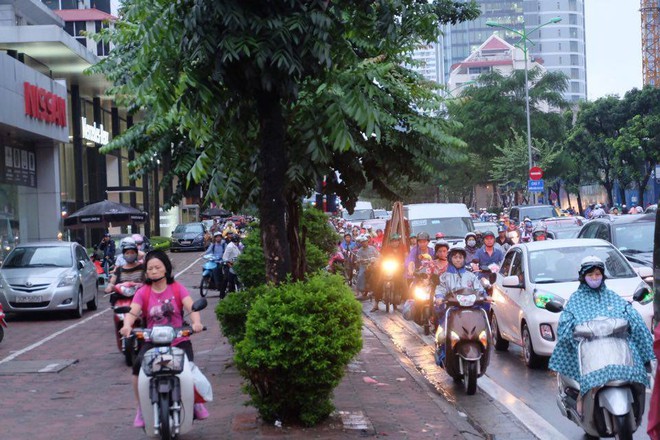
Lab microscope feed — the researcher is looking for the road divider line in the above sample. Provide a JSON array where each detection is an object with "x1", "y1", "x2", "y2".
[
  {"x1": 175, "y1": 257, "x2": 203, "y2": 279},
  {"x1": 0, "y1": 308, "x2": 111, "y2": 365},
  {"x1": 478, "y1": 375, "x2": 568, "y2": 440}
]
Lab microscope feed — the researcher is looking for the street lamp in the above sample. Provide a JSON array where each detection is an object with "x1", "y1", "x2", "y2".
[{"x1": 486, "y1": 17, "x2": 562, "y2": 204}]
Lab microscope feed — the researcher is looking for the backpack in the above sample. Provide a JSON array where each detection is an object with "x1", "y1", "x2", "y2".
[{"x1": 142, "y1": 282, "x2": 183, "y2": 320}]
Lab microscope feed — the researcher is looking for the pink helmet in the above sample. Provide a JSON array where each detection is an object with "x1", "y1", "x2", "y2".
[{"x1": 131, "y1": 233, "x2": 144, "y2": 244}]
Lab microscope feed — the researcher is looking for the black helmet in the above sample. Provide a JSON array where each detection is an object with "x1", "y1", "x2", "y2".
[
  {"x1": 231, "y1": 234, "x2": 241, "y2": 243},
  {"x1": 417, "y1": 232, "x2": 430, "y2": 241},
  {"x1": 122, "y1": 241, "x2": 138, "y2": 253}
]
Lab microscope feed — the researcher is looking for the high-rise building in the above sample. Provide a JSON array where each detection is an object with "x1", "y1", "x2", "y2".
[{"x1": 410, "y1": 0, "x2": 587, "y2": 102}]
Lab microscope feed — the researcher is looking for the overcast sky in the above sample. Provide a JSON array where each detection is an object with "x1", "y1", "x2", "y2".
[
  {"x1": 585, "y1": 0, "x2": 642, "y2": 100},
  {"x1": 110, "y1": 0, "x2": 643, "y2": 101}
]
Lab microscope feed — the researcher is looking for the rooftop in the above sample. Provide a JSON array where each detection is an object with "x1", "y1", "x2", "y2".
[{"x1": 53, "y1": 8, "x2": 116, "y2": 22}]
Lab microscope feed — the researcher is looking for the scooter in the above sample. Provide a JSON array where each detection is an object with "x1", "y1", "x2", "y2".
[
  {"x1": 411, "y1": 270, "x2": 434, "y2": 335},
  {"x1": 381, "y1": 258, "x2": 402, "y2": 313},
  {"x1": 0, "y1": 302, "x2": 6, "y2": 343},
  {"x1": 116, "y1": 298, "x2": 208, "y2": 440},
  {"x1": 200, "y1": 255, "x2": 222, "y2": 297},
  {"x1": 545, "y1": 299, "x2": 648, "y2": 439},
  {"x1": 110, "y1": 282, "x2": 143, "y2": 366},
  {"x1": 435, "y1": 288, "x2": 492, "y2": 395}
]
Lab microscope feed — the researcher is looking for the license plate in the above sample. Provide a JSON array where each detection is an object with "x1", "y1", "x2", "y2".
[
  {"x1": 15, "y1": 295, "x2": 42, "y2": 303},
  {"x1": 180, "y1": 240, "x2": 191, "y2": 245}
]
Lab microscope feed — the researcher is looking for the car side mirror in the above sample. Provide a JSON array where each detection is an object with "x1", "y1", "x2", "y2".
[
  {"x1": 502, "y1": 275, "x2": 523, "y2": 288},
  {"x1": 78, "y1": 260, "x2": 85, "y2": 270},
  {"x1": 192, "y1": 298, "x2": 208, "y2": 312},
  {"x1": 545, "y1": 300, "x2": 564, "y2": 313},
  {"x1": 635, "y1": 266, "x2": 653, "y2": 279}
]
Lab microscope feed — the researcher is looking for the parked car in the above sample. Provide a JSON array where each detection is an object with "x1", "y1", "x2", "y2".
[
  {"x1": 508, "y1": 205, "x2": 562, "y2": 225},
  {"x1": 473, "y1": 221, "x2": 499, "y2": 236},
  {"x1": 170, "y1": 223, "x2": 209, "y2": 252},
  {"x1": 646, "y1": 204, "x2": 657, "y2": 214},
  {"x1": 490, "y1": 239, "x2": 653, "y2": 369},
  {"x1": 0, "y1": 241, "x2": 99, "y2": 318},
  {"x1": 576, "y1": 213, "x2": 655, "y2": 276}
]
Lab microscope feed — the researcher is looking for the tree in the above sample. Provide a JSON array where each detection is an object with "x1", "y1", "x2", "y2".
[{"x1": 92, "y1": 0, "x2": 481, "y2": 283}]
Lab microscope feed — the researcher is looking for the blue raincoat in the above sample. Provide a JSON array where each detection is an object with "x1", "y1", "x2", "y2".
[{"x1": 549, "y1": 282, "x2": 654, "y2": 395}]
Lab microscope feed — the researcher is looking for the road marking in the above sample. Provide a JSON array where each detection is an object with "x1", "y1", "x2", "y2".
[
  {"x1": 0, "y1": 309, "x2": 111, "y2": 365},
  {"x1": 478, "y1": 375, "x2": 568, "y2": 440},
  {"x1": 0, "y1": 254, "x2": 203, "y2": 366}
]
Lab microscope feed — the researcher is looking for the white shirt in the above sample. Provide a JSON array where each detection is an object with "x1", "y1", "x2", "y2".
[{"x1": 223, "y1": 242, "x2": 241, "y2": 262}]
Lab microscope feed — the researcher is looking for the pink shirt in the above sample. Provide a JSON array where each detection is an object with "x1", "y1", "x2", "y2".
[{"x1": 133, "y1": 282, "x2": 191, "y2": 345}]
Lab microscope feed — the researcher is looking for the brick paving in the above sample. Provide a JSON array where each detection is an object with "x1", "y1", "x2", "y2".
[{"x1": 0, "y1": 251, "x2": 532, "y2": 439}]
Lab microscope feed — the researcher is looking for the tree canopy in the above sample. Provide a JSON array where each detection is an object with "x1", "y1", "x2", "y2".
[{"x1": 91, "y1": 0, "x2": 481, "y2": 282}]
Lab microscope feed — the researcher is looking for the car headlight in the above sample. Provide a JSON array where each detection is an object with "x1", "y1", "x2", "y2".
[
  {"x1": 533, "y1": 290, "x2": 565, "y2": 309},
  {"x1": 57, "y1": 272, "x2": 78, "y2": 287}
]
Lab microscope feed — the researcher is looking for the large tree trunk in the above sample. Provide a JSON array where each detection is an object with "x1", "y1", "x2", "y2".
[
  {"x1": 638, "y1": 171, "x2": 651, "y2": 207},
  {"x1": 286, "y1": 196, "x2": 306, "y2": 281},
  {"x1": 603, "y1": 180, "x2": 614, "y2": 207},
  {"x1": 257, "y1": 91, "x2": 291, "y2": 284},
  {"x1": 576, "y1": 191, "x2": 584, "y2": 216}
]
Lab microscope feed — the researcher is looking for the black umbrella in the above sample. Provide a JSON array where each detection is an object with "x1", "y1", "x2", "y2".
[
  {"x1": 64, "y1": 200, "x2": 147, "y2": 229},
  {"x1": 201, "y1": 207, "x2": 232, "y2": 218}
]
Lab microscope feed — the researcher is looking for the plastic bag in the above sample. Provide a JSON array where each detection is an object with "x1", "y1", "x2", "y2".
[
  {"x1": 402, "y1": 299, "x2": 415, "y2": 321},
  {"x1": 190, "y1": 362, "x2": 213, "y2": 402}
]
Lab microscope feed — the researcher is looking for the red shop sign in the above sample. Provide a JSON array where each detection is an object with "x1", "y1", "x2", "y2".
[{"x1": 24, "y1": 82, "x2": 67, "y2": 128}]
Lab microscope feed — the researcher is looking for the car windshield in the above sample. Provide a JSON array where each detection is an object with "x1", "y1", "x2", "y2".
[
  {"x1": 3, "y1": 246, "x2": 73, "y2": 268},
  {"x1": 528, "y1": 245, "x2": 636, "y2": 283},
  {"x1": 520, "y1": 206, "x2": 558, "y2": 220},
  {"x1": 174, "y1": 224, "x2": 203, "y2": 234},
  {"x1": 613, "y1": 222, "x2": 654, "y2": 253},
  {"x1": 410, "y1": 217, "x2": 472, "y2": 239},
  {"x1": 342, "y1": 209, "x2": 374, "y2": 221}
]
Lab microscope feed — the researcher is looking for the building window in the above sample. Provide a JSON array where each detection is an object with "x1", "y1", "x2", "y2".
[
  {"x1": 557, "y1": 1, "x2": 560, "y2": 9},
  {"x1": 570, "y1": 41, "x2": 578, "y2": 52},
  {"x1": 557, "y1": 28, "x2": 561, "y2": 37},
  {"x1": 570, "y1": 27, "x2": 578, "y2": 38},
  {"x1": 569, "y1": 14, "x2": 577, "y2": 25},
  {"x1": 571, "y1": 54, "x2": 579, "y2": 65},
  {"x1": 558, "y1": 43, "x2": 562, "y2": 51},
  {"x1": 64, "y1": 21, "x2": 87, "y2": 48},
  {"x1": 559, "y1": 56, "x2": 563, "y2": 65},
  {"x1": 571, "y1": 82, "x2": 580, "y2": 93},
  {"x1": 571, "y1": 68, "x2": 579, "y2": 79},
  {"x1": 569, "y1": 0, "x2": 577, "y2": 10},
  {"x1": 95, "y1": 21, "x2": 111, "y2": 56}
]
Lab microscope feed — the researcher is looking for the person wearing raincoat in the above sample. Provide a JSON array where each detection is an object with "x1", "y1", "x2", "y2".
[{"x1": 549, "y1": 256, "x2": 654, "y2": 397}]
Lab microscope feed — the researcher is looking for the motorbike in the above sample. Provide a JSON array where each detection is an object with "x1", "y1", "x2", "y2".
[
  {"x1": 110, "y1": 282, "x2": 143, "y2": 366},
  {"x1": 115, "y1": 298, "x2": 208, "y2": 440},
  {"x1": 200, "y1": 255, "x2": 222, "y2": 298},
  {"x1": 380, "y1": 258, "x2": 402, "y2": 313},
  {"x1": 544, "y1": 299, "x2": 648, "y2": 440},
  {"x1": 411, "y1": 270, "x2": 434, "y2": 335},
  {"x1": 0, "y1": 302, "x2": 6, "y2": 343},
  {"x1": 435, "y1": 288, "x2": 492, "y2": 395}
]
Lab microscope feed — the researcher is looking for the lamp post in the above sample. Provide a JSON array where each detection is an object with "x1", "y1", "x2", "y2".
[{"x1": 486, "y1": 17, "x2": 562, "y2": 204}]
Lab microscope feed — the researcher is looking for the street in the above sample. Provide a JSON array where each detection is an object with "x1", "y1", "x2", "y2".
[{"x1": 0, "y1": 249, "x2": 653, "y2": 439}]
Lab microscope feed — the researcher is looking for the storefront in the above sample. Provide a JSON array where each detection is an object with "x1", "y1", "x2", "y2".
[{"x1": 0, "y1": 52, "x2": 67, "y2": 243}]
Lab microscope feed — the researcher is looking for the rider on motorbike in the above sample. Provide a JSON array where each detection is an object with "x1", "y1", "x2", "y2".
[
  {"x1": 548, "y1": 256, "x2": 654, "y2": 396},
  {"x1": 471, "y1": 230, "x2": 503, "y2": 279},
  {"x1": 520, "y1": 218, "x2": 534, "y2": 243},
  {"x1": 405, "y1": 232, "x2": 434, "y2": 296},
  {"x1": 434, "y1": 245, "x2": 487, "y2": 365},
  {"x1": 205, "y1": 231, "x2": 226, "y2": 289},
  {"x1": 372, "y1": 233, "x2": 406, "y2": 312},
  {"x1": 119, "y1": 250, "x2": 207, "y2": 428},
  {"x1": 105, "y1": 241, "x2": 145, "y2": 305},
  {"x1": 464, "y1": 232, "x2": 479, "y2": 267},
  {"x1": 355, "y1": 234, "x2": 379, "y2": 300},
  {"x1": 532, "y1": 223, "x2": 549, "y2": 241}
]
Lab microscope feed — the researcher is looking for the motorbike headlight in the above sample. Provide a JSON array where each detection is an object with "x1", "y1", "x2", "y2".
[
  {"x1": 414, "y1": 286, "x2": 428, "y2": 301},
  {"x1": 150, "y1": 326, "x2": 176, "y2": 344},
  {"x1": 533, "y1": 290, "x2": 565, "y2": 309},
  {"x1": 382, "y1": 259, "x2": 398, "y2": 274},
  {"x1": 57, "y1": 271, "x2": 78, "y2": 287},
  {"x1": 449, "y1": 330, "x2": 460, "y2": 349},
  {"x1": 436, "y1": 325, "x2": 445, "y2": 344},
  {"x1": 479, "y1": 330, "x2": 489, "y2": 348}
]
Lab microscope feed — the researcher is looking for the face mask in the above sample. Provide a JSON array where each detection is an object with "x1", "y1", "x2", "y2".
[
  {"x1": 585, "y1": 276, "x2": 603, "y2": 289},
  {"x1": 147, "y1": 275, "x2": 166, "y2": 283},
  {"x1": 467, "y1": 239, "x2": 476, "y2": 247},
  {"x1": 124, "y1": 254, "x2": 137, "y2": 264}
]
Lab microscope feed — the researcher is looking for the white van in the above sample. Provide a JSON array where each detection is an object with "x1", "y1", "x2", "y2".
[
  {"x1": 404, "y1": 203, "x2": 474, "y2": 245},
  {"x1": 342, "y1": 201, "x2": 375, "y2": 222}
]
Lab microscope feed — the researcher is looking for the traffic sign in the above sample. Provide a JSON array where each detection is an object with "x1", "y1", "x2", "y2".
[
  {"x1": 529, "y1": 166, "x2": 543, "y2": 180},
  {"x1": 528, "y1": 179, "x2": 544, "y2": 192}
]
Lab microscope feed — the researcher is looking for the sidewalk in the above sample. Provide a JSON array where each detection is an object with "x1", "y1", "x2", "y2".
[{"x1": 190, "y1": 294, "x2": 485, "y2": 439}]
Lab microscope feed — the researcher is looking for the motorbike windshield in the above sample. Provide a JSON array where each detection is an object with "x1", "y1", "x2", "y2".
[{"x1": 579, "y1": 336, "x2": 633, "y2": 376}]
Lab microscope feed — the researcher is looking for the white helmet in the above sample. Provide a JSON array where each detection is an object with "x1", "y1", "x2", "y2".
[
  {"x1": 356, "y1": 234, "x2": 369, "y2": 243},
  {"x1": 579, "y1": 256, "x2": 605, "y2": 279}
]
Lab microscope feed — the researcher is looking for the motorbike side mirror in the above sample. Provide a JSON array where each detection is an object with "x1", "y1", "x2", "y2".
[
  {"x1": 114, "y1": 306, "x2": 131, "y2": 314},
  {"x1": 488, "y1": 272, "x2": 497, "y2": 284},
  {"x1": 480, "y1": 278, "x2": 492, "y2": 290},
  {"x1": 633, "y1": 286, "x2": 652, "y2": 303},
  {"x1": 192, "y1": 298, "x2": 208, "y2": 312},
  {"x1": 544, "y1": 300, "x2": 564, "y2": 313}
]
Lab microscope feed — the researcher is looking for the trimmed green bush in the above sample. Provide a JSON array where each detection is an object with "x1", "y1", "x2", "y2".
[
  {"x1": 215, "y1": 284, "x2": 269, "y2": 346},
  {"x1": 151, "y1": 236, "x2": 171, "y2": 251},
  {"x1": 305, "y1": 242, "x2": 327, "y2": 273},
  {"x1": 233, "y1": 227, "x2": 266, "y2": 289},
  {"x1": 234, "y1": 273, "x2": 363, "y2": 426},
  {"x1": 302, "y1": 207, "x2": 340, "y2": 255}
]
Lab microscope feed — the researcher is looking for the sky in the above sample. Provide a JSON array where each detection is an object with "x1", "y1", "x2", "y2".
[{"x1": 584, "y1": 0, "x2": 643, "y2": 100}]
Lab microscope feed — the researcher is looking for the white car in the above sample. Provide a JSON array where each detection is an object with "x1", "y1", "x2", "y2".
[{"x1": 490, "y1": 239, "x2": 653, "y2": 369}]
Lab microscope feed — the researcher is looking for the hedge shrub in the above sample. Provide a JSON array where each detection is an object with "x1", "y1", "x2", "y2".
[
  {"x1": 215, "y1": 284, "x2": 269, "y2": 346},
  {"x1": 234, "y1": 273, "x2": 363, "y2": 426},
  {"x1": 233, "y1": 226, "x2": 266, "y2": 289},
  {"x1": 302, "y1": 208, "x2": 340, "y2": 255},
  {"x1": 151, "y1": 236, "x2": 171, "y2": 251}
]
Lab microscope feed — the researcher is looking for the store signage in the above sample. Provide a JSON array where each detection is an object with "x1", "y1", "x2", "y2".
[
  {"x1": 23, "y1": 82, "x2": 67, "y2": 128},
  {"x1": 1, "y1": 145, "x2": 37, "y2": 188},
  {"x1": 81, "y1": 117, "x2": 110, "y2": 145}
]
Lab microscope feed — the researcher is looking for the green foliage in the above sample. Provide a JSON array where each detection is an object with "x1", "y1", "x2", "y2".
[
  {"x1": 301, "y1": 207, "x2": 339, "y2": 255},
  {"x1": 150, "y1": 236, "x2": 170, "y2": 251},
  {"x1": 305, "y1": 243, "x2": 328, "y2": 273},
  {"x1": 234, "y1": 273, "x2": 363, "y2": 426},
  {"x1": 233, "y1": 227, "x2": 266, "y2": 289},
  {"x1": 215, "y1": 284, "x2": 269, "y2": 346}
]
